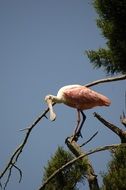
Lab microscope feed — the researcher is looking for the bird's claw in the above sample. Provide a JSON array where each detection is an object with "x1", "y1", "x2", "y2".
[
  {"x1": 70, "y1": 131, "x2": 83, "y2": 142},
  {"x1": 44, "y1": 115, "x2": 48, "y2": 119},
  {"x1": 76, "y1": 131, "x2": 83, "y2": 138}
]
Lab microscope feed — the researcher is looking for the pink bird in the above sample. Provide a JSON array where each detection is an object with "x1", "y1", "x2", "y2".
[{"x1": 45, "y1": 85, "x2": 111, "y2": 138}]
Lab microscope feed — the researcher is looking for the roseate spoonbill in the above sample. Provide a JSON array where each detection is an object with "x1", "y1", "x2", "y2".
[{"x1": 45, "y1": 85, "x2": 111, "y2": 138}]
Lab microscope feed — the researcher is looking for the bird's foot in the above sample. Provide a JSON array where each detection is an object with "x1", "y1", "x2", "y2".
[
  {"x1": 70, "y1": 135, "x2": 78, "y2": 142},
  {"x1": 76, "y1": 131, "x2": 83, "y2": 138},
  {"x1": 65, "y1": 131, "x2": 83, "y2": 144},
  {"x1": 70, "y1": 131, "x2": 83, "y2": 142},
  {"x1": 65, "y1": 136, "x2": 75, "y2": 144}
]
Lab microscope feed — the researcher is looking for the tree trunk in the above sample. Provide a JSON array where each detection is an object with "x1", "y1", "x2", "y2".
[{"x1": 65, "y1": 137, "x2": 100, "y2": 190}]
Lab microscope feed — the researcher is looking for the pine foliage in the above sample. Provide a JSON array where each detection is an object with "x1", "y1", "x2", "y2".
[
  {"x1": 101, "y1": 147, "x2": 126, "y2": 190},
  {"x1": 86, "y1": 0, "x2": 126, "y2": 74},
  {"x1": 42, "y1": 146, "x2": 87, "y2": 190}
]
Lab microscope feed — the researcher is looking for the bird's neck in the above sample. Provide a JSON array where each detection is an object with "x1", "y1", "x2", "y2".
[{"x1": 52, "y1": 95, "x2": 62, "y2": 103}]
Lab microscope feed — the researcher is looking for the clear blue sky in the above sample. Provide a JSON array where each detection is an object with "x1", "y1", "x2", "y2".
[{"x1": 0, "y1": 1, "x2": 125, "y2": 190}]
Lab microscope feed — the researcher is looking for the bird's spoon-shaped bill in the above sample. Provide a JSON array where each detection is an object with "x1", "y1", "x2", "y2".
[{"x1": 46, "y1": 99, "x2": 56, "y2": 121}]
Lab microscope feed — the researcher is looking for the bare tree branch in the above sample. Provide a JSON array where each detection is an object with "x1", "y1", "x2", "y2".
[
  {"x1": 4, "y1": 168, "x2": 12, "y2": 190},
  {"x1": 80, "y1": 131, "x2": 98, "y2": 147},
  {"x1": 66, "y1": 136, "x2": 100, "y2": 190},
  {"x1": 94, "y1": 112, "x2": 126, "y2": 143},
  {"x1": 12, "y1": 164, "x2": 22, "y2": 183},
  {"x1": 120, "y1": 92, "x2": 126, "y2": 127},
  {"x1": 120, "y1": 111, "x2": 126, "y2": 127},
  {"x1": 0, "y1": 107, "x2": 50, "y2": 189},
  {"x1": 39, "y1": 143, "x2": 126, "y2": 190},
  {"x1": 2, "y1": 163, "x2": 22, "y2": 190},
  {"x1": 85, "y1": 74, "x2": 126, "y2": 87}
]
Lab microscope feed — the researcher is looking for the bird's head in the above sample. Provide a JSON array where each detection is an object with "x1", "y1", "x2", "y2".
[
  {"x1": 45, "y1": 95, "x2": 56, "y2": 121},
  {"x1": 45, "y1": 94, "x2": 53, "y2": 102}
]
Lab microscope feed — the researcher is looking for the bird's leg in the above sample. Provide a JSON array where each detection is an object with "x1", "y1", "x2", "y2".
[
  {"x1": 70, "y1": 110, "x2": 80, "y2": 142},
  {"x1": 72, "y1": 110, "x2": 86, "y2": 141},
  {"x1": 73, "y1": 109, "x2": 81, "y2": 135},
  {"x1": 75, "y1": 111, "x2": 86, "y2": 138}
]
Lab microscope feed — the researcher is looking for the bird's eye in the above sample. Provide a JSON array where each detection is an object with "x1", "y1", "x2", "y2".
[
  {"x1": 48, "y1": 95, "x2": 52, "y2": 100},
  {"x1": 48, "y1": 96, "x2": 51, "y2": 99},
  {"x1": 45, "y1": 95, "x2": 52, "y2": 102}
]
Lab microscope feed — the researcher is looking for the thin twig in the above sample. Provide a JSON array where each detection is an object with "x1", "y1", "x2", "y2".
[
  {"x1": 12, "y1": 164, "x2": 22, "y2": 183},
  {"x1": 0, "y1": 107, "x2": 50, "y2": 188},
  {"x1": 120, "y1": 111, "x2": 126, "y2": 128},
  {"x1": 80, "y1": 131, "x2": 98, "y2": 147},
  {"x1": 4, "y1": 167, "x2": 12, "y2": 190},
  {"x1": 120, "y1": 91, "x2": 126, "y2": 127},
  {"x1": 94, "y1": 112, "x2": 126, "y2": 142},
  {"x1": 85, "y1": 74, "x2": 126, "y2": 87},
  {"x1": 39, "y1": 143, "x2": 126, "y2": 190}
]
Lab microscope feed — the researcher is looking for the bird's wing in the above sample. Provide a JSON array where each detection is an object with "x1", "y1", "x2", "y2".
[{"x1": 63, "y1": 86, "x2": 110, "y2": 110}]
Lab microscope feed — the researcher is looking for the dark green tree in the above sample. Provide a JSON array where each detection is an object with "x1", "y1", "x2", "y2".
[
  {"x1": 41, "y1": 146, "x2": 87, "y2": 190},
  {"x1": 86, "y1": 0, "x2": 126, "y2": 74},
  {"x1": 100, "y1": 147, "x2": 126, "y2": 190}
]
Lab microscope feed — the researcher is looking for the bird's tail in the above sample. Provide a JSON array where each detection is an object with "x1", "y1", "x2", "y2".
[{"x1": 102, "y1": 96, "x2": 111, "y2": 106}]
